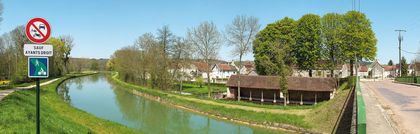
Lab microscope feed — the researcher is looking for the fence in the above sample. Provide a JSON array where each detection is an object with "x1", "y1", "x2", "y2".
[{"x1": 355, "y1": 77, "x2": 366, "y2": 134}]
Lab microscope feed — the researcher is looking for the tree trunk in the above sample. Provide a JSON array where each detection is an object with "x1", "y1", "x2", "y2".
[
  {"x1": 350, "y1": 60, "x2": 354, "y2": 76},
  {"x1": 237, "y1": 55, "x2": 242, "y2": 101},
  {"x1": 309, "y1": 70, "x2": 313, "y2": 77},
  {"x1": 283, "y1": 92, "x2": 287, "y2": 106},
  {"x1": 207, "y1": 63, "x2": 211, "y2": 98},
  {"x1": 330, "y1": 69, "x2": 334, "y2": 78},
  {"x1": 180, "y1": 67, "x2": 183, "y2": 92}
]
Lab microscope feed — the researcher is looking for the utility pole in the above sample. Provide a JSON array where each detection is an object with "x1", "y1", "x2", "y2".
[{"x1": 395, "y1": 29, "x2": 406, "y2": 77}]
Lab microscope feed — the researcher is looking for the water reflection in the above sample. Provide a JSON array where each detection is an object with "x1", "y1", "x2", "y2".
[{"x1": 57, "y1": 74, "x2": 288, "y2": 134}]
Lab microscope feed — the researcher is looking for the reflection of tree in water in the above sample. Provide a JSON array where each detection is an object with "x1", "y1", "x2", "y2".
[
  {"x1": 73, "y1": 77, "x2": 84, "y2": 90},
  {"x1": 57, "y1": 82, "x2": 71, "y2": 102},
  {"x1": 106, "y1": 76, "x2": 194, "y2": 134},
  {"x1": 88, "y1": 73, "x2": 101, "y2": 83}
]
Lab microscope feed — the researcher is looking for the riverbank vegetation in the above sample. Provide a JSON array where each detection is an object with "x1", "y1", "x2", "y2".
[
  {"x1": 0, "y1": 73, "x2": 139, "y2": 134},
  {"x1": 111, "y1": 72, "x2": 351, "y2": 133}
]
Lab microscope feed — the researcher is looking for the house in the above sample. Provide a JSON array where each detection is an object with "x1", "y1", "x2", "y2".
[
  {"x1": 226, "y1": 75, "x2": 337, "y2": 105},
  {"x1": 383, "y1": 65, "x2": 397, "y2": 78},
  {"x1": 292, "y1": 63, "x2": 350, "y2": 78},
  {"x1": 190, "y1": 62, "x2": 211, "y2": 80},
  {"x1": 353, "y1": 60, "x2": 384, "y2": 79},
  {"x1": 210, "y1": 63, "x2": 237, "y2": 83},
  {"x1": 357, "y1": 65, "x2": 369, "y2": 78},
  {"x1": 408, "y1": 63, "x2": 420, "y2": 76}
]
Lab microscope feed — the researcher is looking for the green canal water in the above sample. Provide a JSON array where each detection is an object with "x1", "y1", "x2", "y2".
[{"x1": 57, "y1": 74, "x2": 290, "y2": 134}]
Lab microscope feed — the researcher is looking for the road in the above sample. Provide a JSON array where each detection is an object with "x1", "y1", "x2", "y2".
[
  {"x1": 361, "y1": 79, "x2": 420, "y2": 134},
  {"x1": 0, "y1": 78, "x2": 59, "y2": 101}
]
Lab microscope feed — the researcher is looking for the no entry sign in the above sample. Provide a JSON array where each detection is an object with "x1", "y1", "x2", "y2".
[{"x1": 25, "y1": 18, "x2": 51, "y2": 44}]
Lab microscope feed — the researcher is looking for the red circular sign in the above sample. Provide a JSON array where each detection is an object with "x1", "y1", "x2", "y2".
[{"x1": 25, "y1": 18, "x2": 51, "y2": 44}]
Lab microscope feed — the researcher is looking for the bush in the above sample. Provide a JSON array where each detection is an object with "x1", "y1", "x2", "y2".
[
  {"x1": 346, "y1": 76, "x2": 357, "y2": 89},
  {"x1": 395, "y1": 76, "x2": 416, "y2": 83}
]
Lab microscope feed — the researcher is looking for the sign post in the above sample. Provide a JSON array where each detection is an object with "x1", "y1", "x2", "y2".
[{"x1": 25, "y1": 18, "x2": 52, "y2": 134}]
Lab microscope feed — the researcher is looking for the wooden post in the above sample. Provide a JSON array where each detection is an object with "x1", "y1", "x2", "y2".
[
  {"x1": 261, "y1": 90, "x2": 264, "y2": 102},
  {"x1": 273, "y1": 92, "x2": 276, "y2": 103},
  {"x1": 249, "y1": 90, "x2": 252, "y2": 101},
  {"x1": 300, "y1": 93, "x2": 303, "y2": 105},
  {"x1": 314, "y1": 93, "x2": 317, "y2": 105}
]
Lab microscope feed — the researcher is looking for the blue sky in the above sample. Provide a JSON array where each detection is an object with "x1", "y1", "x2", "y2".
[{"x1": 2, "y1": 0, "x2": 420, "y2": 64}]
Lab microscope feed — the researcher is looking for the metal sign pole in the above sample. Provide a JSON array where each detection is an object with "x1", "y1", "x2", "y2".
[{"x1": 36, "y1": 78, "x2": 40, "y2": 134}]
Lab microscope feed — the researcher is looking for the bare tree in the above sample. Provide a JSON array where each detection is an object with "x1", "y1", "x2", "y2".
[
  {"x1": 225, "y1": 15, "x2": 260, "y2": 101},
  {"x1": 171, "y1": 37, "x2": 193, "y2": 92},
  {"x1": 187, "y1": 21, "x2": 221, "y2": 98}
]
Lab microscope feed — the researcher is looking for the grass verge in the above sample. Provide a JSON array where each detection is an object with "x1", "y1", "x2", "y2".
[{"x1": 0, "y1": 73, "x2": 139, "y2": 134}]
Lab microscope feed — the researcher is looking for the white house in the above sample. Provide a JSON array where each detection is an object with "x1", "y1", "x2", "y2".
[
  {"x1": 383, "y1": 65, "x2": 397, "y2": 78},
  {"x1": 210, "y1": 63, "x2": 237, "y2": 83}
]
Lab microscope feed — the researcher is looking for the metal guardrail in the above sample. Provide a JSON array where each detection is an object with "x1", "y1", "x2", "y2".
[{"x1": 355, "y1": 77, "x2": 366, "y2": 134}]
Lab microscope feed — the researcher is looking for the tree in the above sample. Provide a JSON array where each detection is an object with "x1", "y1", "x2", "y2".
[
  {"x1": 171, "y1": 37, "x2": 193, "y2": 92},
  {"x1": 253, "y1": 17, "x2": 296, "y2": 75},
  {"x1": 401, "y1": 56, "x2": 408, "y2": 76},
  {"x1": 295, "y1": 14, "x2": 322, "y2": 77},
  {"x1": 187, "y1": 21, "x2": 221, "y2": 98},
  {"x1": 321, "y1": 13, "x2": 344, "y2": 77},
  {"x1": 59, "y1": 35, "x2": 74, "y2": 74},
  {"x1": 90, "y1": 60, "x2": 99, "y2": 71},
  {"x1": 226, "y1": 15, "x2": 260, "y2": 101},
  {"x1": 388, "y1": 60, "x2": 394, "y2": 66},
  {"x1": 341, "y1": 11, "x2": 377, "y2": 76}
]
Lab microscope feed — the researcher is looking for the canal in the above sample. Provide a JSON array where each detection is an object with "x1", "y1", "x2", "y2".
[{"x1": 57, "y1": 74, "x2": 289, "y2": 134}]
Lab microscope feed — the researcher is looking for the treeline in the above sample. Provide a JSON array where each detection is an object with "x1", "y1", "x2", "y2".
[
  {"x1": 109, "y1": 16, "x2": 260, "y2": 98},
  {"x1": 253, "y1": 11, "x2": 377, "y2": 78},
  {"x1": 0, "y1": 26, "x2": 74, "y2": 83},
  {"x1": 69, "y1": 58, "x2": 107, "y2": 73},
  {"x1": 108, "y1": 26, "x2": 193, "y2": 90}
]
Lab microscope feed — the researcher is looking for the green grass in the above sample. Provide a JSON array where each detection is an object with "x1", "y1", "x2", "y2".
[
  {"x1": 110, "y1": 73, "x2": 311, "y2": 129},
  {"x1": 0, "y1": 77, "x2": 59, "y2": 90},
  {"x1": 0, "y1": 73, "x2": 139, "y2": 134},
  {"x1": 305, "y1": 82, "x2": 350, "y2": 133},
  {"x1": 178, "y1": 83, "x2": 226, "y2": 95},
  {"x1": 110, "y1": 72, "x2": 352, "y2": 133}
]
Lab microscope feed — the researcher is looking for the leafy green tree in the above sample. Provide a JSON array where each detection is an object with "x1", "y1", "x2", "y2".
[
  {"x1": 341, "y1": 11, "x2": 377, "y2": 76},
  {"x1": 388, "y1": 60, "x2": 393, "y2": 66},
  {"x1": 196, "y1": 77, "x2": 204, "y2": 88},
  {"x1": 253, "y1": 17, "x2": 296, "y2": 75},
  {"x1": 321, "y1": 13, "x2": 344, "y2": 77},
  {"x1": 295, "y1": 14, "x2": 322, "y2": 77},
  {"x1": 401, "y1": 56, "x2": 408, "y2": 76}
]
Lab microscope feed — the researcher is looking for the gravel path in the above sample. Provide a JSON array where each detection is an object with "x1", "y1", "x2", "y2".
[{"x1": 0, "y1": 78, "x2": 59, "y2": 101}]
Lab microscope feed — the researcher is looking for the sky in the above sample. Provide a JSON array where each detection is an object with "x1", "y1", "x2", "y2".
[{"x1": 2, "y1": 0, "x2": 420, "y2": 64}]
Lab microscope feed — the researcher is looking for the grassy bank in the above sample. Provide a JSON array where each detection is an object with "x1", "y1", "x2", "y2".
[
  {"x1": 110, "y1": 73, "x2": 312, "y2": 131},
  {"x1": 0, "y1": 73, "x2": 139, "y2": 134},
  {"x1": 111, "y1": 72, "x2": 351, "y2": 133}
]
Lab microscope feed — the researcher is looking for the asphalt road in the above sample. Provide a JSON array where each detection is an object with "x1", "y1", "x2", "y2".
[{"x1": 362, "y1": 80, "x2": 420, "y2": 134}]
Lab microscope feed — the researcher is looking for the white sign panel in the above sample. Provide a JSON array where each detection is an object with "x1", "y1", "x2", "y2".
[{"x1": 24, "y1": 44, "x2": 53, "y2": 57}]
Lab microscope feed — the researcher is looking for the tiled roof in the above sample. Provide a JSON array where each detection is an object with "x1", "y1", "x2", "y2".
[
  {"x1": 193, "y1": 62, "x2": 210, "y2": 72},
  {"x1": 217, "y1": 64, "x2": 237, "y2": 71},
  {"x1": 226, "y1": 75, "x2": 337, "y2": 92},
  {"x1": 359, "y1": 65, "x2": 368, "y2": 72},
  {"x1": 383, "y1": 65, "x2": 397, "y2": 71}
]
